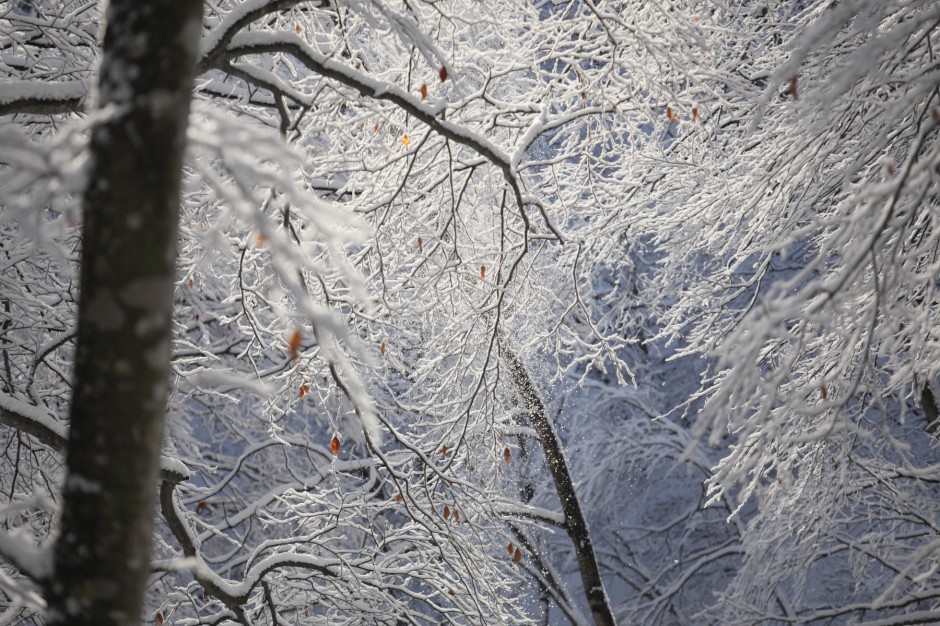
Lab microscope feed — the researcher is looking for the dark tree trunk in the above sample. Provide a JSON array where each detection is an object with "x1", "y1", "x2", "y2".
[
  {"x1": 502, "y1": 340, "x2": 618, "y2": 626},
  {"x1": 44, "y1": 1, "x2": 202, "y2": 624}
]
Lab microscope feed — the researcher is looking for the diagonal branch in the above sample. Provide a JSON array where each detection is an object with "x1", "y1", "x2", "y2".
[
  {"x1": 0, "y1": 393, "x2": 67, "y2": 453},
  {"x1": 509, "y1": 522, "x2": 592, "y2": 626},
  {"x1": 215, "y1": 32, "x2": 512, "y2": 174},
  {"x1": 214, "y1": 31, "x2": 565, "y2": 243},
  {"x1": 501, "y1": 338, "x2": 618, "y2": 626}
]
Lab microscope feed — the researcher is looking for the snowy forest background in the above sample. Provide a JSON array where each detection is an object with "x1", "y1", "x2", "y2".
[{"x1": 1, "y1": 0, "x2": 939, "y2": 624}]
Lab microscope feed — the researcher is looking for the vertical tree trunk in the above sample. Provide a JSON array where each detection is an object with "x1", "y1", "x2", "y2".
[{"x1": 44, "y1": 2, "x2": 202, "y2": 624}]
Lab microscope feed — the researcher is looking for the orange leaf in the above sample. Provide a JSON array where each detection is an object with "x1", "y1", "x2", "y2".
[
  {"x1": 454, "y1": 509, "x2": 460, "y2": 522},
  {"x1": 441, "y1": 445, "x2": 448, "y2": 458},
  {"x1": 294, "y1": 24, "x2": 301, "y2": 35},
  {"x1": 402, "y1": 135, "x2": 410, "y2": 148},
  {"x1": 255, "y1": 232, "x2": 267, "y2": 246},
  {"x1": 580, "y1": 91, "x2": 587, "y2": 100},
  {"x1": 196, "y1": 501, "x2": 207, "y2": 515},
  {"x1": 188, "y1": 277, "x2": 194, "y2": 289},
  {"x1": 380, "y1": 342, "x2": 386, "y2": 356},
  {"x1": 692, "y1": 106, "x2": 699, "y2": 122},
  {"x1": 513, "y1": 547, "x2": 522, "y2": 564},
  {"x1": 439, "y1": 66, "x2": 448, "y2": 83},
  {"x1": 420, "y1": 83, "x2": 428, "y2": 101},
  {"x1": 395, "y1": 493, "x2": 403, "y2": 502},
  {"x1": 372, "y1": 123, "x2": 379, "y2": 133},
  {"x1": 503, "y1": 446, "x2": 511, "y2": 464},
  {"x1": 443, "y1": 505, "x2": 451, "y2": 520},
  {"x1": 789, "y1": 75, "x2": 799, "y2": 101},
  {"x1": 299, "y1": 383, "x2": 310, "y2": 399},
  {"x1": 507, "y1": 541, "x2": 514, "y2": 555},
  {"x1": 448, "y1": 588, "x2": 455, "y2": 596},
  {"x1": 331, "y1": 434, "x2": 340, "y2": 457},
  {"x1": 288, "y1": 330, "x2": 302, "y2": 361},
  {"x1": 480, "y1": 265, "x2": 486, "y2": 280},
  {"x1": 665, "y1": 106, "x2": 673, "y2": 121},
  {"x1": 154, "y1": 611, "x2": 164, "y2": 626},
  {"x1": 418, "y1": 237, "x2": 423, "y2": 253}
]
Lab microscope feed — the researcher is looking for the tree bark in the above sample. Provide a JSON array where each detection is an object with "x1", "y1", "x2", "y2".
[
  {"x1": 501, "y1": 339, "x2": 618, "y2": 626},
  {"x1": 44, "y1": 1, "x2": 202, "y2": 624}
]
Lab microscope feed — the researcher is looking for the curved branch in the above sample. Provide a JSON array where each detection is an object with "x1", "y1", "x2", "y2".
[
  {"x1": 213, "y1": 32, "x2": 511, "y2": 171},
  {"x1": 0, "y1": 392, "x2": 188, "y2": 483},
  {"x1": 158, "y1": 477, "x2": 397, "y2": 623},
  {"x1": 158, "y1": 478, "x2": 251, "y2": 625},
  {"x1": 0, "y1": 393, "x2": 67, "y2": 453},
  {"x1": 199, "y1": 0, "x2": 316, "y2": 71},
  {"x1": 211, "y1": 32, "x2": 568, "y2": 242}
]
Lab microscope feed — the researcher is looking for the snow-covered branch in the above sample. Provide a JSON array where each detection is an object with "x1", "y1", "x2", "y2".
[{"x1": 0, "y1": 80, "x2": 87, "y2": 117}]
